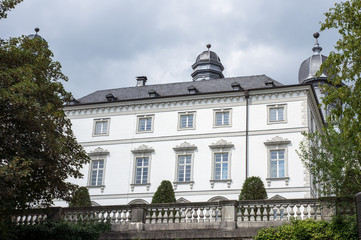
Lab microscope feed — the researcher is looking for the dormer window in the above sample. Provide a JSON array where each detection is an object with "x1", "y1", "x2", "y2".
[
  {"x1": 187, "y1": 86, "x2": 198, "y2": 94},
  {"x1": 231, "y1": 82, "x2": 242, "y2": 91},
  {"x1": 265, "y1": 80, "x2": 275, "y2": 88},
  {"x1": 105, "y1": 93, "x2": 117, "y2": 102},
  {"x1": 148, "y1": 89, "x2": 159, "y2": 98}
]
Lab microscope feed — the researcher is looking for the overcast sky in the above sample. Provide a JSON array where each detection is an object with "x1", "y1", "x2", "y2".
[{"x1": 1, "y1": 0, "x2": 340, "y2": 98}]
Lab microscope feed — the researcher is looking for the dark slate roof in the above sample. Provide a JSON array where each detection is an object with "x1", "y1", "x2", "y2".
[{"x1": 75, "y1": 75, "x2": 283, "y2": 105}]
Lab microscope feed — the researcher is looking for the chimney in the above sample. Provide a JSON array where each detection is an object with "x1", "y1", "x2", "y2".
[{"x1": 136, "y1": 76, "x2": 147, "y2": 86}]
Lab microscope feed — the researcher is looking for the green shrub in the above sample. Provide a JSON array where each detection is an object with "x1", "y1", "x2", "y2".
[
  {"x1": 239, "y1": 176, "x2": 267, "y2": 200},
  {"x1": 11, "y1": 220, "x2": 111, "y2": 240},
  {"x1": 254, "y1": 215, "x2": 358, "y2": 240},
  {"x1": 151, "y1": 180, "x2": 176, "y2": 204},
  {"x1": 69, "y1": 187, "x2": 92, "y2": 207}
]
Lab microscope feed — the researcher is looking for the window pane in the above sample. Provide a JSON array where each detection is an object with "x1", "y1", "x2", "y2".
[
  {"x1": 279, "y1": 160, "x2": 285, "y2": 177},
  {"x1": 270, "y1": 150, "x2": 277, "y2": 159},
  {"x1": 278, "y1": 108, "x2": 284, "y2": 120},
  {"x1": 146, "y1": 118, "x2": 152, "y2": 130},
  {"x1": 270, "y1": 161, "x2": 277, "y2": 178},
  {"x1": 270, "y1": 109, "x2": 277, "y2": 121},
  {"x1": 278, "y1": 150, "x2": 285, "y2": 159},
  {"x1": 223, "y1": 112, "x2": 229, "y2": 125},
  {"x1": 216, "y1": 113, "x2": 223, "y2": 125}
]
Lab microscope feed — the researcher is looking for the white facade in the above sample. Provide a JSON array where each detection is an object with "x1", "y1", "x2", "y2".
[{"x1": 62, "y1": 83, "x2": 323, "y2": 206}]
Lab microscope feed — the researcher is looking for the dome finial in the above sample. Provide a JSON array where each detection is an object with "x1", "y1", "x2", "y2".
[
  {"x1": 312, "y1": 32, "x2": 322, "y2": 54},
  {"x1": 34, "y1": 27, "x2": 40, "y2": 35},
  {"x1": 206, "y1": 43, "x2": 211, "y2": 49}
]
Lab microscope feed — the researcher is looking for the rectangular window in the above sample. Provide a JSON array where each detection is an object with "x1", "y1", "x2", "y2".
[
  {"x1": 137, "y1": 115, "x2": 154, "y2": 133},
  {"x1": 268, "y1": 105, "x2": 286, "y2": 124},
  {"x1": 90, "y1": 160, "x2": 104, "y2": 186},
  {"x1": 177, "y1": 155, "x2": 192, "y2": 182},
  {"x1": 214, "y1": 153, "x2": 229, "y2": 180},
  {"x1": 93, "y1": 119, "x2": 109, "y2": 136},
  {"x1": 270, "y1": 150, "x2": 285, "y2": 178},
  {"x1": 178, "y1": 112, "x2": 195, "y2": 130},
  {"x1": 214, "y1": 109, "x2": 231, "y2": 127},
  {"x1": 135, "y1": 157, "x2": 149, "y2": 184}
]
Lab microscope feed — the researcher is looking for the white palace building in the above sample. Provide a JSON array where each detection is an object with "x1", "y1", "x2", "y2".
[{"x1": 61, "y1": 34, "x2": 329, "y2": 206}]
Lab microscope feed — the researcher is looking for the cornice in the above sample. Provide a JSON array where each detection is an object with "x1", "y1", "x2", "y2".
[{"x1": 65, "y1": 87, "x2": 313, "y2": 118}]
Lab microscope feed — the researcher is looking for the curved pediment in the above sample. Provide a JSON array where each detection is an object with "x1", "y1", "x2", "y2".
[
  {"x1": 264, "y1": 136, "x2": 291, "y2": 146},
  {"x1": 131, "y1": 144, "x2": 155, "y2": 153},
  {"x1": 88, "y1": 147, "x2": 109, "y2": 156},
  {"x1": 209, "y1": 139, "x2": 234, "y2": 149},
  {"x1": 173, "y1": 142, "x2": 197, "y2": 151}
]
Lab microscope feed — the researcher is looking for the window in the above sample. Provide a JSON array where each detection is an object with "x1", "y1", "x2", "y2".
[
  {"x1": 93, "y1": 119, "x2": 110, "y2": 136},
  {"x1": 214, "y1": 109, "x2": 232, "y2": 127},
  {"x1": 209, "y1": 139, "x2": 234, "y2": 188},
  {"x1": 87, "y1": 147, "x2": 109, "y2": 190},
  {"x1": 264, "y1": 136, "x2": 290, "y2": 186},
  {"x1": 214, "y1": 153, "x2": 229, "y2": 180},
  {"x1": 137, "y1": 115, "x2": 154, "y2": 133},
  {"x1": 173, "y1": 142, "x2": 197, "y2": 190},
  {"x1": 90, "y1": 160, "x2": 104, "y2": 186},
  {"x1": 270, "y1": 150, "x2": 285, "y2": 178},
  {"x1": 131, "y1": 144, "x2": 154, "y2": 191},
  {"x1": 178, "y1": 112, "x2": 195, "y2": 130},
  {"x1": 268, "y1": 105, "x2": 287, "y2": 124},
  {"x1": 177, "y1": 155, "x2": 192, "y2": 182},
  {"x1": 135, "y1": 157, "x2": 149, "y2": 184}
]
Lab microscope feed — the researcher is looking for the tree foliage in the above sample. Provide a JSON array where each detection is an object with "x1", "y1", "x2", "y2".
[
  {"x1": 0, "y1": 36, "x2": 89, "y2": 210},
  {"x1": 298, "y1": 0, "x2": 361, "y2": 199},
  {"x1": 151, "y1": 180, "x2": 176, "y2": 204},
  {"x1": 69, "y1": 187, "x2": 92, "y2": 207},
  {"x1": 239, "y1": 176, "x2": 267, "y2": 200},
  {"x1": 0, "y1": 0, "x2": 23, "y2": 20}
]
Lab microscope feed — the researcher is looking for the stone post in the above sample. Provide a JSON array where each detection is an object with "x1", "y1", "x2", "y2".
[
  {"x1": 47, "y1": 207, "x2": 63, "y2": 222},
  {"x1": 129, "y1": 204, "x2": 146, "y2": 231},
  {"x1": 219, "y1": 200, "x2": 237, "y2": 230},
  {"x1": 356, "y1": 192, "x2": 361, "y2": 240}
]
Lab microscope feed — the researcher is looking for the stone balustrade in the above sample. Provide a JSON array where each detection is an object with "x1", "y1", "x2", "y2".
[{"x1": 10, "y1": 198, "x2": 331, "y2": 228}]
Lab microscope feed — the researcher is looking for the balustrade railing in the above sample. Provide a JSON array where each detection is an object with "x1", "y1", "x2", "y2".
[{"x1": 10, "y1": 198, "x2": 332, "y2": 229}]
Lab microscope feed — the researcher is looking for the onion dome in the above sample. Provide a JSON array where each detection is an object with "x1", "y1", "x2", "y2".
[
  {"x1": 298, "y1": 32, "x2": 328, "y2": 84},
  {"x1": 27, "y1": 27, "x2": 46, "y2": 42},
  {"x1": 191, "y1": 44, "x2": 224, "y2": 81}
]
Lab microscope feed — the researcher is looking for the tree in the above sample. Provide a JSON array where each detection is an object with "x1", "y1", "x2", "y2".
[
  {"x1": 239, "y1": 176, "x2": 267, "y2": 200},
  {"x1": 0, "y1": 35, "x2": 89, "y2": 210},
  {"x1": 151, "y1": 180, "x2": 176, "y2": 204},
  {"x1": 298, "y1": 0, "x2": 361, "y2": 199},
  {"x1": 69, "y1": 187, "x2": 92, "y2": 207},
  {"x1": 0, "y1": 0, "x2": 23, "y2": 20}
]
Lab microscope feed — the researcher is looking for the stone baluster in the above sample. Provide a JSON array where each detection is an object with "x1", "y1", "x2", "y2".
[
  {"x1": 236, "y1": 206, "x2": 242, "y2": 222},
  {"x1": 106, "y1": 210, "x2": 111, "y2": 222},
  {"x1": 249, "y1": 205, "x2": 255, "y2": 222},
  {"x1": 275, "y1": 205, "x2": 281, "y2": 221},
  {"x1": 199, "y1": 207, "x2": 205, "y2": 223},
  {"x1": 37, "y1": 215, "x2": 43, "y2": 224},
  {"x1": 303, "y1": 204, "x2": 309, "y2": 219},
  {"x1": 163, "y1": 208, "x2": 169, "y2": 223},
  {"x1": 210, "y1": 207, "x2": 216, "y2": 222},
  {"x1": 256, "y1": 205, "x2": 262, "y2": 221},
  {"x1": 174, "y1": 208, "x2": 180, "y2": 223},
  {"x1": 127, "y1": 210, "x2": 132, "y2": 222},
  {"x1": 111, "y1": 210, "x2": 117, "y2": 223},
  {"x1": 243, "y1": 205, "x2": 249, "y2": 222},
  {"x1": 73, "y1": 212, "x2": 79, "y2": 223},
  {"x1": 180, "y1": 208, "x2": 186, "y2": 223},
  {"x1": 288, "y1": 204, "x2": 295, "y2": 220},
  {"x1": 156, "y1": 209, "x2": 162, "y2": 223},
  {"x1": 168, "y1": 207, "x2": 174, "y2": 223},
  {"x1": 151, "y1": 209, "x2": 157, "y2": 224},
  {"x1": 296, "y1": 204, "x2": 302, "y2": 220},
  {"x1": 315, "y1": 204, "x2": 322, "y2": 220},
  {"x1": 216, "y1": 206, "x2": 222, "y2": 222},
  {"x1": 205, "y1": 207, "x2": 211, "y2": 222},
  {"x1": 115, "y1": 210, "x2": 122, "y2": 224},
  {"x1": 310, "y1": 204, "x2": 316, "y2": 219},
  {"x1": 262, "y1": 205, "x2": 269, "y2": 221},
  {"x1": 100, "y1": 210, "x2": 105, "y2": 222},
  {"x1": 280, "y1": 205, "x2": 285, "y2": 221},
  {"x1": 192, "y1": 207, "x2": 199, "y2": 223},
  {"x1": 145, "y1": 209, "x2": 151, "y2": 224},
  {"x1": 186, "y1": 208, "x2": 192, "y2": 223}
]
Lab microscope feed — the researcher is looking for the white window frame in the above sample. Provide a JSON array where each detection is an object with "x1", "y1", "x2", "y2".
[
  {"x1": 264, "y1": 136, "x2": 290, "y2": 187},
  {"x1": 87, "y1": 147, "x2": 109, "y2": 191},
  {"x1": 136, "y1": 115, "x2": 154, "y2": 133},
  {"x1": 178, "y1": 112, "x2": 196, "y2": 130},
  {"x1": 267, "y1": 104, "x2": 287, "y2": 124},
  {"x1": 131, "y1": 145, "x2": 154, "y2": 191},
  {"x1": 209, "y1": 139, "x2": 234, "y2": 188},
  {"x1": 173, "y1": 142, "x2": 197, "y2": 190},
  {"x1": 213, "y1": 109, "x2": 232, "y2": 127},
  {"x1": 93, "y1": 118, "x2": 110, "y2": 136}
]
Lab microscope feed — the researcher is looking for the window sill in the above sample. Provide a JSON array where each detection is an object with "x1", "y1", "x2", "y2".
[
  {"x1": 267, "y1": 121, "x2": 287, "y2": 125},
  {"x1": 86, "y1": 185, "x2": 105, "y2": 192},
  {"x1": 210, "y1": 179, "x2": 232, "y2": 188},
  {"x1": 173, "y1": 181, "x2": 194, "y2": 190},
  {"x1": 266, "y1": 177, "x2": 289, "y2": 187},
  {"x1": 131, "y1": 183, "x2": 150, "y2": 192}
]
